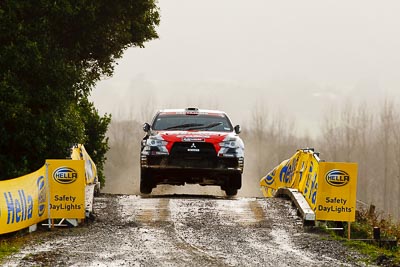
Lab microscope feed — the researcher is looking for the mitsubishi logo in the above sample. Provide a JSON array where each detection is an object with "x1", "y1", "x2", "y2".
[{"x1": 188, "y1": 143, "x2": 200, "y2": 152}]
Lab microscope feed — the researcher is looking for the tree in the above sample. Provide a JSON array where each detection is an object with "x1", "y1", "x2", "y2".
[
  {"x1": 391, "y1": 110, "x2": 400, "y2": 219},
  {"x1": 250, "y1": 103, "x2": 269, "y2": 176},
  {"x1": 78, "y1": 99, "x2": 111, "y2": 186},
  {"x1": 340, "y1": 102, "x2": 358, "y2": 162},
  {"x1": 320, "y1": 107, "x2": 342, "y2": 161},
  {"x1": 378, "y1": 99, "x2": 395, "y2": 212},
  {"x1": 352, "y1": 103, "x2": 373, "y2": 203},
  {"x1": 0, "y1": 1, "x2": 160, "y2": 181}
]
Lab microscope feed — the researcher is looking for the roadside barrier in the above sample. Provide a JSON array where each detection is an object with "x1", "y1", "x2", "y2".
[
  {"x1": 260, "y1": 149, "x2": 358, "y2": 223},
  {"x1": 0, "y1": 144, "x2": 98, "y2": 235},
  {"x1": 70, "y1": 144, "x2": 98, "y2": 186}
]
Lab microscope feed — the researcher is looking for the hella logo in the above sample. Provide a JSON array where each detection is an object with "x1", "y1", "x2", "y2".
[
  {"x1": 325, "y1": 169, "x2": 350, "y2": 187},
  {"x1": 53, "y1": 167, "x2": 78, "y2": 184}
]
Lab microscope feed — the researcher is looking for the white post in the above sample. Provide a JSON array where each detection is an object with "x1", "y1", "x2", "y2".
[{"x1": 46, "y1": 162, "x2": 52, "y2": 229}]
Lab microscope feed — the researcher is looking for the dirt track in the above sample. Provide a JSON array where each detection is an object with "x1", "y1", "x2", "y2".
[{"x1": 3, "y1": 194, "x2": 371, "y2": 266}]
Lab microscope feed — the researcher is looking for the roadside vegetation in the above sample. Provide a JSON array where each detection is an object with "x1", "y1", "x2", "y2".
[
  {"x1": 0, "y1": 241, "x2": 18, "y2": 262},
  {"x1": 350, "y1": 207, "x2": 399, "y2": 266},
  {"x1": 0, "y1": 1, "x2": 160, "y2": 185},
  {"x1": 352, "y1": 206, "x2": 400, "y2": 242},
  {"x1": 320, "y1": 206, "x2": 400, "y2": 266},
  {"x1": 0, "y1": 234, "x2": 23, "y2": 262},
  {"x1": 345, "y1": 241, "x2": 399, "y2": 267}
]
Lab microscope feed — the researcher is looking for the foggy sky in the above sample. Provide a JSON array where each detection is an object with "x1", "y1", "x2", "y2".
[{"x1": 91, "y1": 0, "x2": 400, "y2": 135}]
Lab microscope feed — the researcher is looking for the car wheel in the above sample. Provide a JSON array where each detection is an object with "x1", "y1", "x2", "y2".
[
  {"x1": 224, "y1": 173, "x2": 241, "y2": 196},
  {"x1": 140, "y1": 169, "x2": 154, "y2": 194},
  {"x1": 232, "y1": 173, "x2": 242, "y2": 189},
  {"x1": 224, "y1": 188, "x2": 238, "y2": 196}
]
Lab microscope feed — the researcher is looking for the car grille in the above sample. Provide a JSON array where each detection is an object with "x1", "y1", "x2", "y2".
[{"x1": 169, "y1": 142, "x2": 217, "y2": 168}]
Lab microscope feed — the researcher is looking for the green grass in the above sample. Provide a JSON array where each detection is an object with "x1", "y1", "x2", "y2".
[
  {"x1": 320, "y1": 207, "x2": 400, "y2": 266},
  {"x1": 344, "y1": 239, "x2": 400, "y2": 266},
  {"x1": 0, "y1": 240, "x2": 20, "y2": 261}
]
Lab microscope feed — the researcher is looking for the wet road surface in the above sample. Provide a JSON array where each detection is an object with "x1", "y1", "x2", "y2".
[{"x1": 3, "y1": 194, "x2": 369, "y2": 266}]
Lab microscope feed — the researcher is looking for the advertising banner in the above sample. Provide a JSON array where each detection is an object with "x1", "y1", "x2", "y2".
[
  {"x1": 260, "y1": 149, "x2": 319, "y2": 201},
  {"x1": 70, "y1": 144, "x2": 98, "y2": 185},
  {"x1": 300, "y1": 153, "x2": 320, "y2": 211},
  {"x1": 1, "y1": 159, "x2": 86, "y2": 234},
  {"x1": 0, "y1": 167, "x2": 47, "y2": 234},
  {"x1": 315, "y1": 162, "x2": 358, "y2": 222},
  {"x1": 260, "y1": 159, "x2": 289, "y2": 197},
  {"x1": 47, "y1": 160, "x2": 85, "y2": 219},
  {"x1": 260, "y1": 149, "x2": 358, "y2": 222}
]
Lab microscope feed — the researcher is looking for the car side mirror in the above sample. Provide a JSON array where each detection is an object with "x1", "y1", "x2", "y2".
[
  {"x1": 234, "y1": 125, "x2": 241, "y2": 134},
  {"x1": 143, "y1": 123, "x2": 151, "y2": 132}
]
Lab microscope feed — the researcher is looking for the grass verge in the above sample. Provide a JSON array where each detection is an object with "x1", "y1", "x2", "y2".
[
  {"x1": 344, "y1": 240, "x2": 399, "y2": 266},
  {"x1": 321, "y1": 206, "x2": 400, "y2": 267},
  {"x1": 0, "y1": 239, "x2": 20, "y2": 261}
]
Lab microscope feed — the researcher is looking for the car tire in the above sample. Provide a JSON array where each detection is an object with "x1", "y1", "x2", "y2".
[
  {"x1": 140, "y1": 169, "x2": 154, "y2": 194},
  {"x1": 225, "y1": 188, "x2": 238, "y2": 196},
  {"x1": 223, "y1": 173, "x2": 241, "y2": 196}
]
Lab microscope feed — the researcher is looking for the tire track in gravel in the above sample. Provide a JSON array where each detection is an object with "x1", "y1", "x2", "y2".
[
  {"x1": 168, "y1": 197, "x2": 276, "y2": 266},
  {"x1": 119, "y1": 195, "x2": 225, "y2": 266}
]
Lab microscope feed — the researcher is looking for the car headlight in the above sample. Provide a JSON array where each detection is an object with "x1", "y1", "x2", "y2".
[
  {"x1": 219, "y1": 137, "x2": 239, "y2": 148},
  {"x1": 218, "y1": 136, "x2": 244, "y2": 158},
  {"x1": 146, "y1": 138, "x2": 168, "y2": 147},
  {"x1": 142, "y1": 135, "x2": 169, "y2": 156}
]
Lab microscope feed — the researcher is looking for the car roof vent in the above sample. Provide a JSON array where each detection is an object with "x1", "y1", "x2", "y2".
[{"x1": 185, "y1": 107, "x2": 199, "y2": 115}]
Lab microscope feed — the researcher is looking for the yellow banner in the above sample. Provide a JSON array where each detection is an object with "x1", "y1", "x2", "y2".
[
  {"x1": 260, "y1": 149, "x2": 358, "y2": 222},
  {"x1": 300, "y1": 153, "x2": 320, "y2": 211},
  {"x1": 260, "y1": 149, "x2": 318, "y2": 200},
  {"x1": 71, "y1": 144, "x2": 98, "y2": 185},
  {"x1": 260, "y1": 159, "x2": 289, "y2": 197},
  {"x1": 315, "y1": 162, "x2": 358, "y2": 222},
  {"x1": 0, "y1": 166, "x2": 47, "y2": 234},
  {"x1": 47, "y1": 160, "x2": 85, "y2": 219},
  {"x1": 1, "y1": 160, "x2": 86, "y2": 234}
]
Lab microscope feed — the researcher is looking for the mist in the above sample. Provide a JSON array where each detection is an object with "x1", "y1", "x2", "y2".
[{"x1": 90, "y1": 1, "x2": 400, "y2": 219}]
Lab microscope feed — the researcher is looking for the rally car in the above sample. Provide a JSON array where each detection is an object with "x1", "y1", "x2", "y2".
[{"x1": 140, "y1": 108, "x2": 244, "y2": 196}]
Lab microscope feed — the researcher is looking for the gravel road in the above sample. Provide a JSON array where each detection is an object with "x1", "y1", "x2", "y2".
[{"x1": 3, "y1": 193, "x2": 372, "y2": 267}]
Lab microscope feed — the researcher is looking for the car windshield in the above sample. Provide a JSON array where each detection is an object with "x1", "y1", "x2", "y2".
[{"x1": 152, "y1": 113, "x2": 233, "y2": 132}]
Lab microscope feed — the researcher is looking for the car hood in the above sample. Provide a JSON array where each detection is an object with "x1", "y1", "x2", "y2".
[{"x1": 154, "y1": 130, "x2": 231, "y2": 140}]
